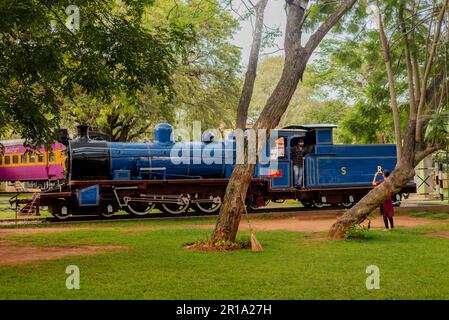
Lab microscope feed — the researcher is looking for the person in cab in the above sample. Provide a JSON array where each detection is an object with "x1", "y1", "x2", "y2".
[{"x1": 292, "y1": 139, "x2": 305, "y2": 188}]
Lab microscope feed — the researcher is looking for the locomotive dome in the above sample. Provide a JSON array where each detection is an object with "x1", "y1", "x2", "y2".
[{"x1": 154, "y1": 123, "x2": 175, "y2": 145}]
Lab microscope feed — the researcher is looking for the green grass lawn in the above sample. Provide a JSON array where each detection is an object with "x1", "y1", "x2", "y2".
[{"x1": 2, "y1": 215, "x2": 449, "y2": 299}]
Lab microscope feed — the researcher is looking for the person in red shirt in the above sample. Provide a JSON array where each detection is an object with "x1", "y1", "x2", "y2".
[{"x1": 372, "y1": 170, "x2": 394, "y2": 230}]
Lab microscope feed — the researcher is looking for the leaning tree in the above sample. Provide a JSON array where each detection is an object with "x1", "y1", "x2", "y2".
[
  {"x1": 211, "y1": 0, "x2": 359, "y2": 244},
  {"x1": 329, "y1": 0, "x2": 449, "y2": 238}
]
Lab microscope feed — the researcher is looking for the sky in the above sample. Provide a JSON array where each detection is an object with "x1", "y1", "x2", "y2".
[
  {"x1": 229, "y1": 0, "x2": 288, "y2": 66},
  {"x1": 229, "y1": 1, "x2": 376, "y2": 65}
]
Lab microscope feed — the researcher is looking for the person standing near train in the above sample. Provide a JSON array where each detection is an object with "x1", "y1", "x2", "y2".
[
  {"x1": 292, "y1": 139, "x2": 305, "y2": 188},
  {"x1": 372, "y1": 170, "x2": 394, "y2": 230}
]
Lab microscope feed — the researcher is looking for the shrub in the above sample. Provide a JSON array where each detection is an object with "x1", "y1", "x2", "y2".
[{"x1": 345, "y1": 225, "x2": 369, "y2": 239}]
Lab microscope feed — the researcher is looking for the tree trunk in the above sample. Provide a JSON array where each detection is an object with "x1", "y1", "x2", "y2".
[
  {"x1": 235, "y1": 0, "x2": 269, "y2": 130},
  {"x1": 211, "y1": 163, "x2": 256, "y2": 243},
  {"x1": 211, "y1": 0, "x2": 358, "y2": 244}
]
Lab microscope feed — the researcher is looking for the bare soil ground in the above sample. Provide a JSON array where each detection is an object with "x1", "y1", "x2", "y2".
[
  {"x1": 0, "y1": 226, "x2": 114, "y2": 237},
  {"x1": 0, "y1": 225, "x2": 174, "y2": 237},
  {"x1": 426, "y1": 233, "x2": 449, "y2": 239},
  {"x1": 0, "y1": 213, "x2": 435, "y2": 237},
  {"x1": 187, "y1": 214, "x2": 434, "y2": 233},
  {"x1": 0, "y1": 240, "x2": 125, "y2": 266}
]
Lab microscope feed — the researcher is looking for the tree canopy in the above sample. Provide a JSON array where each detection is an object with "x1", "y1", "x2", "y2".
[
  {"x1": 58, "y1": 0, "x2": 242, "y2": 141},
  {"x1": 312, "y1": 0, "x2": 449, "y2": 147},
  {"x1": 0, "y1": 0, "x2": 193, "y2": 144}
]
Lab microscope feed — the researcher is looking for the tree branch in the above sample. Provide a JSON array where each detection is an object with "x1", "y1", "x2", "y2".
[
  {"x1": 236, "y1": 0, "x2": 269, "y2": 129},
  {"x1": 400, "y1": 4, "x2": 418, "y2": 122},
  {"x1": 416, "y1": 0, "x2": 448, "y2": 142},
  {"x1": 415, "y1": 145, "x2": 444, "y2": 165},
  {"x1": 374, "y1": 0, "x2": 403, "y2": 160},
  {"x1": 305, "y1": 0, "x2": 358, "y2": 55}
]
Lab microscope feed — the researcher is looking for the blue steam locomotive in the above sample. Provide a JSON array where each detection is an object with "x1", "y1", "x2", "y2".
[{"x1": 22, "y1": 123, "x2": 415, "y2": 219}]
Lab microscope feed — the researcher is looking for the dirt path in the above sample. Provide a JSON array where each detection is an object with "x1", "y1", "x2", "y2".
[
  {"x1": 0, "y1": 240, "x2": 125, "y2": 266},
  {"x1": 0, "y1": 226, "x2": 114, "y2": 237},
  {"x1": 187, "y1": 215, "x2": 434, "y2": 233},
  {"x1": 0, "y1": 224, "x2": 178, "y2": 237},
  {"x1": 0, "y1": 213, "x2": 436, "y2": 237}
]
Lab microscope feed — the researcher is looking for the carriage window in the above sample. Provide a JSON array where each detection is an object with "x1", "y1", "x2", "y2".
[
  {"x1": 0, "y1": 156, "x2": 2, "y2": 166},
  {"x1": 4, "y1": 156, "x2": 10, "y2": 165},
  {"x1": 29, "y1": 154, "x2": 35, "y2": 164},
  {"x1": 270, "y1": 137, "x2": 286, "y2": 159},
  {"x1": 21, "y1": 155, "x2": 27, "y2": 164},
  {"x1": 12, "y1": 155, "x2": 19, "y2": 165},
  {"x1": 38, "y1": 153, "x2": 45, "y2": 163},
  {"x1": 49, "y1": 152, "x2": 55, "y2": 163}
]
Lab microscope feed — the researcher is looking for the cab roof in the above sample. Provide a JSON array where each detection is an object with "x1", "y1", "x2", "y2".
[{"x1": 283, "y1": 124, "x2": 338, "y2": 130}]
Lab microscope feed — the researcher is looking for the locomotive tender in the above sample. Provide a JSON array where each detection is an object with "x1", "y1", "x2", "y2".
[{"x1": 20, "y1": 123, "x2": 416, "y2": 219}]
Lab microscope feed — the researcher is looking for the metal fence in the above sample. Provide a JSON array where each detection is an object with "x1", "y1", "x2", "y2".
[{"x1": 415, "y1": 150, "x2": 449, "y2": 201}]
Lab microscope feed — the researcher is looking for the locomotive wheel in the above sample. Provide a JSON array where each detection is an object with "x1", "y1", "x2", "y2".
[
  {"x1": 341, "y1": 202, "x2": 353, "y2": 208},
  {"x1": 100, "y1": 203, "x2": 117, "y2": 218},
  {"x1": 248, "y1": 203, "x2": 258, "y2": 211},
  {"x1": 248, "y1": 197, "x2": 270, "y2": 211},
  {"x1": 301, "y1": 201, "x2": 314, "y2": 208},
  {"x1": 50, "y1": 203, "x2": 70, "y2": 220},
  {"x1": 195, "y1": 196, "x2": 222, "y2": 214},
  {"x1": 126, "y1": 201, "x2": 155, "y2": 216},
  {"x1": 160, "y1": 202, "x2": 190, "y2": 215},
  {"x1": 313, "y1": 201, "x2": 326, "y2": 208},
  {"x1": 195, "y1": 196, "x2": 222, "y2": 213},
  {"x1": 100, "y1": 212, "x2": 115, "y2": 218}
]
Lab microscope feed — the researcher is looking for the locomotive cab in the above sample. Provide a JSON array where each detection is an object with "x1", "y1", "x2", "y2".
[
  {"x1": 261, "y1": 128, "x2": 308, "y2": 190},
  {"x1": 284, "y1": 125, "x2": 337, "y2": 189}
]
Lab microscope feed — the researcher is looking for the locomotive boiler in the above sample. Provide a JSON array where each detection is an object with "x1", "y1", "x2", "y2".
[{"x1": 68, "y1": 123, "x2": 232, "y2": 182}]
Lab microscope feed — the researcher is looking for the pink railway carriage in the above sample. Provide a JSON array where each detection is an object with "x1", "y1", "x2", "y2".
[{"x1": 0, "y1": 139, "x2": 66, "y2": 189}]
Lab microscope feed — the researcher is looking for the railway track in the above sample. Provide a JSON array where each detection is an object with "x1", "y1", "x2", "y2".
[{"x1": 1, "y1": 203, "x2": 448, "y2": 226}]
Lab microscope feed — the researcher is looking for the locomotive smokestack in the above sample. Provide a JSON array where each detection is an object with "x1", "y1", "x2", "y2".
[{"x1": 76, "y1": 125, "x2": 90, "y2": 140}]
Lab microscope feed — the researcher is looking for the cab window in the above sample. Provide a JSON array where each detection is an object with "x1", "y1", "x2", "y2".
[
  {"x1": 270, "y1": 137, "x2": 286, "y2": 159},
  {"x1": 49, "y1": 152, "x2": 55, "y2": 163}
]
